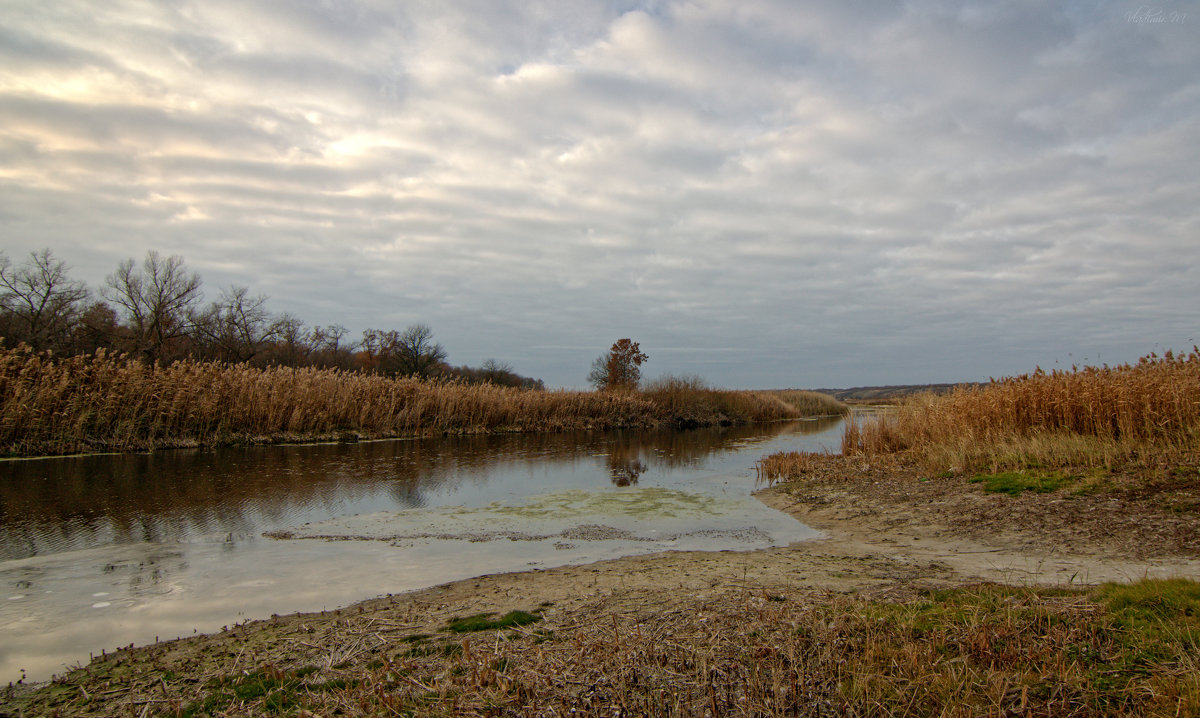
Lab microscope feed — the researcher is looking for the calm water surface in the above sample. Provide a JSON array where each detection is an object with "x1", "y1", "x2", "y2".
[{"x1": 0, "y1": 418, "x2": 843, "y2": 682}]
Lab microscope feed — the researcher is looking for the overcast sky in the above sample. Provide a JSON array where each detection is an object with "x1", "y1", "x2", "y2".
[{"x1": 1, "y1": 1, "x2": 1196, "y2": 389}]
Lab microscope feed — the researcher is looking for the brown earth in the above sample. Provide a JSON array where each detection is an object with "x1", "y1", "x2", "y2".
[{"x1": 5, "y1": 455, "x2": 1199, "y2": 716}]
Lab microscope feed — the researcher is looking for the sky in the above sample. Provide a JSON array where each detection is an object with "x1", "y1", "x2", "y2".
[{"x1": 1, "y1": 0, "x2": 1196, "y2": 389}]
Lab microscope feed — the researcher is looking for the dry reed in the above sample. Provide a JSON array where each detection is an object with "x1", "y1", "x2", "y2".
[
  {"x1": 0, "y1": 348, "x2": 845, "y2": 456},
  {"x1": 840, "y1": 349, "x2": 1200, "y2": 472},
  {"x1": 755, "y1": 449, "x2": 825, "y2": 484},
  {"x1": 641, "y1": 375, "x2": 846, "y2": 427}
]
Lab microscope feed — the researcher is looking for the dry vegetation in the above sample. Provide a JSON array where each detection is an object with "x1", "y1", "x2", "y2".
[
  {"x1": 8, "y1": 579, "x2": 1199, "y2": 717},
  {"x1": 839, "y1": 349, "x2": 1200, "y2": 474},
  {"x1": 738, "y1": 351, "x2": 1200, "y2": 716},
  {"x1": 0, "y1": 347, "x2": 844, "y2": 456},
  {"x1": 9, "y1": 351, "x2": 1200, "y2": 716},
  {"x1": 641, "y1": 375, "x2": 846, "y2": 428},
  {"x1": 758, "y1": 350, "x2": 1200, "y2": 559}
]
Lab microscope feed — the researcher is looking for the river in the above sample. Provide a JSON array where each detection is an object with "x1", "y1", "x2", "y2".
[{"x1": 0, "y1": 418, "x2": 843, "y2": 683}]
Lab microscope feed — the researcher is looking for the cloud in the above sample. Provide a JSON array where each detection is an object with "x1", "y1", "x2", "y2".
[{"x1": 1, "y1": 0, "x2": 1197, "y2": 387}]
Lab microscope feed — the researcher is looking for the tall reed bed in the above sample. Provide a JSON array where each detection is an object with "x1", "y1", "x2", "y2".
[
  {"x1": 640, "y1": 375, "x2": 846, "y2": 425},
  {"x1": 842, "y1": 349, "x2": 1200, "y2": 471},
  {"x1": 0, "y1": 348, "x2": 843, "y2": 456}
]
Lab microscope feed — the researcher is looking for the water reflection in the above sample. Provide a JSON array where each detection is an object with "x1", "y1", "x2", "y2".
[
  {"x1": 0, "y1": 418, "x2": 840, "y2": 561},
  {"x1": 605, "y1": 438, "x2": 647, "y2": 486},
  {"x1": 1, "y1": 418, "x2": 843, "y2": 683}
]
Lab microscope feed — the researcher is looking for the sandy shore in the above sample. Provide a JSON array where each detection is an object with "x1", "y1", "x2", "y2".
[{"x1": 395, "y1": 457, "x2": 1200, "y2": 610}]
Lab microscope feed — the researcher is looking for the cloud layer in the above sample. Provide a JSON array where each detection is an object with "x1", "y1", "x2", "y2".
[{"x1": 2, "y1": 0, "x2": 1196, "y2": 387}]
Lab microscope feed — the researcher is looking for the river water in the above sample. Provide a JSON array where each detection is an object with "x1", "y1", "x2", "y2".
[{"x1": 0, "y1": 418, "x2": 843, "y2": 683}]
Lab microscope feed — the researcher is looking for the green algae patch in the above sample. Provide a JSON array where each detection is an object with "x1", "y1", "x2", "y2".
[
  {"x1": 270, "y1": 486, "x2": 744, "y2": 543},
  {"x1": 482, "y1": 487, "x2": 727, "y2": 521}
]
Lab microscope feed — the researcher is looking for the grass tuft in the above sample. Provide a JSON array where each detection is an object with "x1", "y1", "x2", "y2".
[
  {"x1": 446, "y1": 610, "x2": 542, "y2": 633},
  {"x1": 968, "y1": 471, "x2": 1077, "y2": 495}
]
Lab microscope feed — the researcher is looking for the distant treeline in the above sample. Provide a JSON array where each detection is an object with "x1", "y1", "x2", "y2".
[{"x1": 0, "y1": 248, "x2": 542, "y2": 388}]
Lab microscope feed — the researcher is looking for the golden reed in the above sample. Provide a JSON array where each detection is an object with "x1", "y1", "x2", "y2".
[
  {"x1": 841, "y1": 349, "x2": 1200, "y2": 471},
  {"x1": 0, "y1": 347, "x2": 844, "y2": 456}
]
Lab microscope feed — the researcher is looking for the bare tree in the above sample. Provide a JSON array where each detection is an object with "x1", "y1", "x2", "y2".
[
  {"x1": 102, "y1": 251, "x2": 202, "y2": 362},
  {"x1": 308, "y1": 324, "x2": 353, "y2": 369},
  {"x1": 359, "y1": 324, "x2": 447, "y2": 377},
  {"x1": 312, "y1": 324, "x2": 349, "y2": 352},
  {"x1": 264, "y1": 313, "x2": 309, "y2": 366},
  {"x1": 480, "y1": 358, "x2": 515, "y2": 384},
  {"x1": 194, "y1": 286, "x2": 277, "y2": 364},
  {"x1": 392, "y1": 323, "x2": 447, "y2": 377},
  {"x1": 358, "y1": 328, "x2": 387, "y2": 372},
  {"x1": 0, "y1": 249, "x2": 90, "y2": 352},
  {"x1": 68, "y1": 301, "x2": 124, "y2": 355}
]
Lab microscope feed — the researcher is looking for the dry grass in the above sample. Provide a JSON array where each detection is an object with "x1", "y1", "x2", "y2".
[
  {"x1": 754, "y1": 448, "x2": 830, "y2": 483},
  {"x1": 641, "y1": 375, "x2": 846, "y2": 427},
  {"x1": 0, "y1": 348, "x2": 845, "y2": 456},
  {"x1": 10, "y1": 580, "x2": 1199, "y2": 717},
  {"x1": 840, "y1": 349, "x2": 1200, "y2": 473}
]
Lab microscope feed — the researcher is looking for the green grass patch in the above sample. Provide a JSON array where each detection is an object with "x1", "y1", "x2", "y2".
[
  {"x1": 179, "y1": 691, "x2": 234, "y2": 718},
  {"x1": 308, "y1": 677, "x2": 358, "y2": 692},
  {"x1": 1089, "y1": 580, "x2": 1200, "y2": 686},
  {"x1": 263, "y1": 690, "x2": 296, "y2": 713},
  {"x1": 1097, "y1": 578, "x2": 1200, "y2": 628},
  {"x1": 446, "y1": 610, "x2": 542, "y2": 633},
  {"x1": 969, "y1": 470, "x2": 1077, "y2": 495},
  {"x1": 402, "y1": 643, "x2": 439, "y2": 658},
  {"x1": 814, "y1": 580, "x2": 1200, "y2": 712},
  {"x1": 194, "y1": 665, "x2": 321, "y2": 715},
  {"x1": 230, "y1": 669, "x2": 294, "y2": 702},
  {"x1": 400, "y1": 633, "x2": 431, "y2": 643}
]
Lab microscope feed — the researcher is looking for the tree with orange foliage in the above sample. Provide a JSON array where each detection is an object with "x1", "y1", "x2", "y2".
[{"x1": 588, "y1": 338, "x2": 648, "y2": 392}]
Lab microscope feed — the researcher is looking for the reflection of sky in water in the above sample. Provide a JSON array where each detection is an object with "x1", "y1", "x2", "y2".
[{"x1": 0, "y1": 418, "x2": 843, "y2": 682}]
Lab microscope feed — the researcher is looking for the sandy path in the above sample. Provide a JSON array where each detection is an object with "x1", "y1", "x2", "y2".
[{"x1": 757, "y1": 487, "x2": 1200, "y2": 587}]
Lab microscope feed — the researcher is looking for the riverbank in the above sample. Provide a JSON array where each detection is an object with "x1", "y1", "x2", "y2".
[
  {"x1": 0, "y1": 347, "x2": 846, "y2": 457},
  {"x1": 6, "y1": 453, "x2": 1198, "y2": 716}
]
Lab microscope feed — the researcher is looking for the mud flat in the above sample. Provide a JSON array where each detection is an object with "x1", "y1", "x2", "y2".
[{"x1": 6, "y1": 455, "x2": 1199, "y2": 716}]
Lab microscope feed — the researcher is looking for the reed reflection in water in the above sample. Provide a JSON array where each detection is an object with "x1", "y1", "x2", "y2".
[{"x1": 0, "y1": 417, "x2": 841, "y2": 561}]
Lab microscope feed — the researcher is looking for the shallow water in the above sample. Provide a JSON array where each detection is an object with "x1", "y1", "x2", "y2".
[{"x1": 0, "y1": 418, "x2": 843, "y2": 682}]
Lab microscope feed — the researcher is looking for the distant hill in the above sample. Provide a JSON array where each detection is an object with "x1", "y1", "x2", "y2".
[{"x1": 813, "y1": 383, "x2": 980, "y2": 402}]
